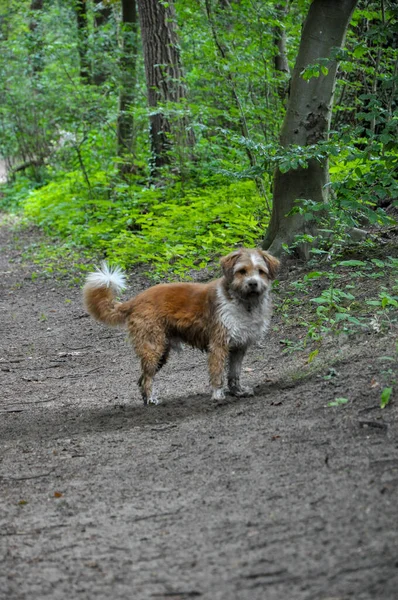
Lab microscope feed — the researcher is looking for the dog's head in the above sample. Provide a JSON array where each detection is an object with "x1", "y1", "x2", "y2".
[{"x1": 220, "y1": 248, "x2": 280, "y2": 300}]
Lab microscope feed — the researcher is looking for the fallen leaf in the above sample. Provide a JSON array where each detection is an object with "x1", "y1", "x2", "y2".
[{"x1": 54, "y1": 491, "x2": 63, "y2": 498}]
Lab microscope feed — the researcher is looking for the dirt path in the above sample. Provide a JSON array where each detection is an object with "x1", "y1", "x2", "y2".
[{"x1": 1, "y1": 221, "x2": 398, "y2": 600}]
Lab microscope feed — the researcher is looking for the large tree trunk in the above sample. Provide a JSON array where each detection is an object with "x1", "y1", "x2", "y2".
[
  {"x1": 117, "y1": 0, "x2": 139, "y2": 170},
  {"x1": 137, "y1": 0, "x2": 190, "y2": 176},
  {"x1": 263, "y1": 0, "x2": 358, "y2": 257}
]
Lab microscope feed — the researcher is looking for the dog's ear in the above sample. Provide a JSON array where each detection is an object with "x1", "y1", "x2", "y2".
[
  {"x1": 220, "y1": 249, "x2": 242, "y2": 279},
  {"x1": 259, "y1": 251, "x2": 280, "y2": 280}
]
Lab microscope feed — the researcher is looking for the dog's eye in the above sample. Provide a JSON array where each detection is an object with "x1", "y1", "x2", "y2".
[
  {"x1": 258, "y1": 269, "x2": 268, "y2": 277},
  {"x1": 237, "y1": 268, "x2": 247, "y2": 275}
]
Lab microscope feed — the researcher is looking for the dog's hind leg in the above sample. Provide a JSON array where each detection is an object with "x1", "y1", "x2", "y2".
[
  {"x1": 136, "y1": 339, "x2": 170, "y2": 405},
  {"x1": 137, "y1": 368, "x2": 156, "y2": 405}
]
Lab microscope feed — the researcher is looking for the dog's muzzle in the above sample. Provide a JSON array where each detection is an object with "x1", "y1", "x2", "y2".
[
  {"x1": 248, "y1": 280, "x2": 259, "y2": 291},
  {"x1": 243, "y1": 278, "x2": 265, "y2": 297}
]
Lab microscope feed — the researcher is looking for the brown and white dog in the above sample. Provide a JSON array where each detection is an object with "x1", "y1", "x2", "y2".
[{"x1": 83, "y1": 248, "x2": 279, "y2": 405}]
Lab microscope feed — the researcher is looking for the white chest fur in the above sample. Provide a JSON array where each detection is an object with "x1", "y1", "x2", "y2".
[{"x1": 216, "y1": 286, "x2": 272, "y2": 348}]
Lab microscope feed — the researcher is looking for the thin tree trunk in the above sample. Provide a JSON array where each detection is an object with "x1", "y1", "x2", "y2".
[
  {"x1": 273, "y1": 3, "x2": 290, "y2": 75},
  {"x1": 75, "y1": 0, "x2": 90, "y2": 82},
  {"x1": 137, "y1": 0, "x2": 190, "y2": 176},
  {"x1": 27, "y1": 0, "x2": 46, "y2": 176},
  {"x1": 30, "y1": 0, "x2": 43, "y2": 24},
  {"x1": 92, "y1": 0, "x2": 113, "y2": 85},
  {"x1": 263, "y1": 0, "x2": 358, "y2": 257},
  {"x1": 29, "y1": 0, "x2": 44, "y2": 75},
  {"x1": 117, "y1": 0, "x2": 139, "y2": 169}
]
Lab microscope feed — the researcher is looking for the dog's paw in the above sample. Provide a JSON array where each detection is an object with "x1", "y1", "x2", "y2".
[
  {"x1": 148, "y1": 397, "x2": 160, "y2": 405},
  {"x1": 211, "y1": 388, "x2": 226, "y2": 401},
  {"x1": 146, "y1": 391, "x2": 160, "y2": 405},
  {"x1": 228, "y1": 385, "x2": 255, "y2": 398}
]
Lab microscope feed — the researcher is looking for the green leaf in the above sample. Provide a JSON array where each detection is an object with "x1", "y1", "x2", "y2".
[
  {"x1": 345, "y1": 316, "x2": 363, "y2": 325},
  {"x1": 380, "y1": 387, "x2": 393, "y2": 409},
  {"x1": 380, "y1": 295, "x2": 398, "y2": 308},
  {"x1": 337, "y1": 260, "x2": 367, "y2": 267},
  {"x1": 328, "y1": 397, "x2": 349, "y2": 407},
  {"x1": 305, "y1": 271, "x2": 325, "y2": 280},
  {"x1": 311, "y1": 297, "x2": 328, "y2": 304},
  {"x1": 308, "y1": 349, "x2": 319, "y2": 363},
  {"x1": 371, "y1": 259, "x2": 386, "y2": 268},
  {"x1": 353, "y1": 46, "x2": 367, "y2": 58}
]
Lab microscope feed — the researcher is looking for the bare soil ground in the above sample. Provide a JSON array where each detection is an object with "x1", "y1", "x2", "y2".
[{"x1": 1, "y1": 220, "x2": 398, "y2": 600}]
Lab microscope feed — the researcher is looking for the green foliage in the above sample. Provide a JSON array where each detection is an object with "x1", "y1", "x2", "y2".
[
  {"x1": 0, "y1": 176, "x2": 40, "y2": 211},
  {"x1": 0, "y1": 0, "x2": 397, "y2": 282},
  {"x1": 301, "y1": 58, "x2": 329, "y2": 81},
  {"x1": 377, "y1": 343, "x2": 398, "y2": 408},
  {"x1": 380, "y1": 387, "x2": 393, "y2": 409},
  {"x1": 24, "y1": 173, "x2": 267, "y2": 276},
  {"x1": 276, "y1": 256, "x2": 398, "y2": 352}
]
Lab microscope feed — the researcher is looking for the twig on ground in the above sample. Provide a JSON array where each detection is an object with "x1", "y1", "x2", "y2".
[{"x1": 0, "y1": 468, "x2": 56, "y2": 481}]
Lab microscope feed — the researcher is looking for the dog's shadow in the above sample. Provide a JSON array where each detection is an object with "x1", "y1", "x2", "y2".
[{"x1": 1, "y1": 383, "x2": 278, "y2": 444}]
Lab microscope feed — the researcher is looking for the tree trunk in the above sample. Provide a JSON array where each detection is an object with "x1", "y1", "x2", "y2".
[
  {"x1": 263, "y1": 0, "x2": 358, "y2": 257},
  {"x1": 137, "y1": 0, "x2": 190, "y2": 176},
  {"x1": 75, "y1": 0, "x2": 90, "y2": 82},
  {"x1": 92, "y1": 0, "x2": 114, "y2": 85},
  {"x1": 117, "y1": 0, "x2": 139, "y2": 169},
  {"x1": 273, "y1": 3, "x2": 290, "y2": 76},
  {"x1": 273, "y1": 2, "x2": 290, "y2": 102},
  {"x1": 30, "y1": 0, "x2": 43, "y2": 24},
  {"x1": 29, "y1": 0, "x2": 44, "y2": 75}
]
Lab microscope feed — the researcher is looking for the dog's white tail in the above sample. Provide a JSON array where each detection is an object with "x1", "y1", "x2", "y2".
[
  {"x1": 83, "y1": 262, "x2": 128, "y2": 326},
  {"x1": 85, "y1": 262, "x2": 126, "y2": 293}
]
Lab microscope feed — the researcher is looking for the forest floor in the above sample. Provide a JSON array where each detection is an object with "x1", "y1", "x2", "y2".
[{"x1": 1, "y1": 217, "x2": 398, "y2": 600}]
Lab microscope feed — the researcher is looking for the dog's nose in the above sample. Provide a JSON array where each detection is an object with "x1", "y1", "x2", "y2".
[{"x1": 248, "y1": 280, "x2": 258, "y2": 290}]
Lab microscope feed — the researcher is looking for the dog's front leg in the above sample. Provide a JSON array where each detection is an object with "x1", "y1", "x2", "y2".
[
  {"x1": 208, "y1": 342, "x2": 229, "y2": 401},
  {"x1": 228, "y1": 347, "x2": 254, "y2": 397}
]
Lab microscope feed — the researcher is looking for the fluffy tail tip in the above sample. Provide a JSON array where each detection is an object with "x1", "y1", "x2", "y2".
[{"x1": 85, "y1": 262, "x2": 127, "y2": 293}]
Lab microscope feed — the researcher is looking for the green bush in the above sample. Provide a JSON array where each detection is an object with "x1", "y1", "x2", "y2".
[{"x1": 23, "y1": 172, "x2": 268, "y2": 276}]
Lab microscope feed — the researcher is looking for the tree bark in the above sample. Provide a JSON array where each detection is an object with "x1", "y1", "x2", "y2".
[
  {"x1": 137, "y1": 0, "x2": 190, "y2": 176},
  {"x1": 117, "y1": 0, "x2": 139, "y2": 169},
  {"x1": 75, "y1": 0, "x2": 90, "y2": 82},
  {"x1": 29, "y1": 0, "x2": 44, "y2": 74},
  {"x1": 273, "y1": 3, "x2": 290, "y2": 76},
  {"x1": 263, "y1": 0, "x2": 358, "y2": 257},
  {"x1": 30, "y1": 0, "x2": 43, "y2": 24},
  {"x1": 92, "y1": 0, "x2": 114, "y2": 85}
]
